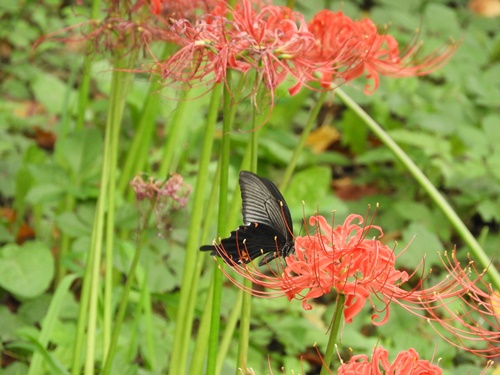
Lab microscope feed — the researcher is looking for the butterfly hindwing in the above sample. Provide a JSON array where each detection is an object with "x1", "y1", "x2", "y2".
[{"x1": 200, "y1": 222, "x2": 287, "y2": 264}]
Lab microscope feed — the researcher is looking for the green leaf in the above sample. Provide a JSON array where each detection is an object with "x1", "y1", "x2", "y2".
[
  {"x1": 56, "y1": 211, "x2": 92, "y2": 237},
  {"x1": 27, "y1": 274, "x2": 78, "y2": 375},
  {"x1": 398, "y1": 222, "x2": 443, "y2": 267},
  {"x1": 0, "y1": 242, "x2": 54, "y2": 299},
  {"x1": 31, "y1": 70, "x2": 76, "y2": 115},
  {"x1": 285, "y1": 165, "x2": 345, "y2": 219},
  {"x1": 0, "y1": 305, "x2": 26, "y2": 340},
  {"x1": 55, "y1": 128, "x2": 103, "y2": 183},
  {"x1": 26, "y1": 184, "x2": 65, "y2": 205}
]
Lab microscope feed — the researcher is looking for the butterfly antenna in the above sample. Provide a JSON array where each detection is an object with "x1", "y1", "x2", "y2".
[{"x1": 279, "y1": 200, "x2": 295, "y2": 239}]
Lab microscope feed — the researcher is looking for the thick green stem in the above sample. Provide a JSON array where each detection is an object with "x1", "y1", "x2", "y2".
[
  {"x1": 280, "y1": 91, "x2": 328, "y2": 191},
  {"x1": 334, "y1": 88, "x2": 500, "y2": 290},
  {"x1": 320, "y1": 294, "x2": 345, "y2": 375}
]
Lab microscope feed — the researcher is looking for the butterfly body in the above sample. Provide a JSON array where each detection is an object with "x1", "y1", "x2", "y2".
[{"x1": 200, "y1": 171, "x2": 294, "y2": 266}]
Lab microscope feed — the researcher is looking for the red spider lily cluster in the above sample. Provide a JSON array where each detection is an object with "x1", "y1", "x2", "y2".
[
  {"x1": 337, "y1": 347, "x2": 442, "y2": 375},
  {"x1": 36, "y1": 0, "x2": 222, "y2": 54},
  {"x1": 40, "y1": 0, "x2": 455, "y2": 99},
  {"x1": 248, "y1": 345, "x2": 494, "y2": 375},
  {"x1": 155, "y1": 0, "x2": 455, "y2": 97},
  {"x1": 215, "y1": 213, "x2": 500, "y2": 357}
]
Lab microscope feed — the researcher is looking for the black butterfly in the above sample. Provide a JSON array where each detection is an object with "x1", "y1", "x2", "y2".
[{"x1": 200, "y1": 171, "x2": 294, "y2": 266}]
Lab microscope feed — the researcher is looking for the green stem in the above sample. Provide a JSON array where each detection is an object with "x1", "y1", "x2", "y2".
[
  {"x1": 236, "y1": 104, "x2": 261, "y2": 374},
  {"x1": 55, "y1": 62, "x2": 79, "y2": 285},
  {"x1": 168, "y1": 85, "x2": 222, "y2": 375},
  {"x1": 217, "y1": 291, "x2": 243, "y2": 375},
  {"x1": 72, "y1": 88, "x2": 110, "y2": 375},
  {"x1": 320, "y1": 294, "x2": 345, "y2": 375},
  {"x1": 188, "y1": 166, "x2": 219, "y2": 375},
  {"x1": 207, "y1": 72, "x2": 237, "y2": 375},
  {"x1": 190, "y1": 280, "x2": 214, "y2": 375},
  {"x1": 102, "y1": 53, "x2": 136, "y2": 365},
  {"x1": 334, "y1": 88, "x2": 500, "y2": 290},
  {"x1": 158, "y1": 88, "x2": 191, "y2": 177},
  {"x1": 118, "y1": 44, "x2": 175, "y2": 194},
  {"x1": 75, "y1": 0, "x2": 100, "y2": 129},
  {"x1": 101, "y1": 198, "x2": 156, "y2": 375},
  {"x1": 280, "y1": 91, "x2": 328, "y2": 191}
]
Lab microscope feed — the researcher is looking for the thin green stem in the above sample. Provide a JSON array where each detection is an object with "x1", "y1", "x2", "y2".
[
  {"x1": 236, "y1": 104, "x2": 261, "y2": 374},
  {"x1": 280, "y1": 91, "x2": 328, "y2": 191},
  {"x1": 334, "y1": 88, "x2": 500, "y2": 290},
  {"x1": 207, "y1": 72, "x2": 237, "y2": 375},
  {"x1": 168, "y1": 85, "x2": 222, "y2": 375},
  {"x1": 102, "y1": 54, "x2": 136, "y2": 365},
  {"x1": 190, "y1": 280, "x2": 214, "y2": 375},
  {"x1": 101, "y1": 198, "x2": 156, "y2": 375},
  {"x1": 217, "y1": 291, "x2": 243, "y2": 375},
  {"x1": 75, "y1": 0, "x2": 100, "y2": 130},
  {"x1": 158, "y1": 88, "x2": 191, "y2": 178},
  {"x1": 74, "y1": 100, "x2": 110, "y2": 375},
  {"x1": 55, "y1": 62, "x2": 79, "y2": 285},
  {"x1": 118, "y1": 44, "x2": 175, "y2": 194},
  {"x1": 189, "y1": 165, "x2": 221, "y2": 375},
  {"x1": 320, "y1": 294, "x2": 345, "y2": 375}
]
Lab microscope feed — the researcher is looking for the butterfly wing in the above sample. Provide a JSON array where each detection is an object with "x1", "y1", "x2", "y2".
[
  {"x1": 199, "y1": 171, "x2": 295, "y2": 266},
  {"x1": 200, "y1": 222, "x2": 287, "y2": 264},
  {"x1": 239, "y1": 171, "x2": 293, "y2": 241}
]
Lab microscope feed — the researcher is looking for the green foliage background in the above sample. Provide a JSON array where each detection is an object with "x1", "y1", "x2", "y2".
[{"x1": 0, "y1": 0, "x2": 498, "y2": 374}]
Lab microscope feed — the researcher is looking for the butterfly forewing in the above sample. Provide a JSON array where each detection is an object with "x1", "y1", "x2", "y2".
[{"x1": 239, "y1": 171, "x2": 293, "y2": 239}]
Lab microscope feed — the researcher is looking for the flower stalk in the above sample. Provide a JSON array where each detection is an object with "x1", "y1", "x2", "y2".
[
  {"x1": 320, "y1": 293, "x2": 345, "y2": 375},
  {"x1": 334, "y1": 88, "x2": 500, "y2": 290}
]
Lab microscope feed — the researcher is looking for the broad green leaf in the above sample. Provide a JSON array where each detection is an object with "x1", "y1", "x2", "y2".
[
  {"x1": 2, "y1": 362, "x2": 30, "y2": 375},
  {"x1": 0, "y1": 305, "x2": 26, "y2": 340},
  {"x1": 55, "y1": 128, "x2": 102, "y2": 183},
  {"x1": 26, "y1": 184, "x2": 65, "y2": 205},
  {"x1": 285, "y1": 165, "x2": 343, "y2": 219},
  {"x1": 31, "y1": 70, "x2": 76, "y2": 115},
  {"x1": 55, "y1": 211, "x2": 92, "y2": 237},
  {"x1": 27, "y1": 274, "x2": 78, "y2": 375},
  {"x1": 0, "y1": 242, "x2": 54, "y2": 299}
]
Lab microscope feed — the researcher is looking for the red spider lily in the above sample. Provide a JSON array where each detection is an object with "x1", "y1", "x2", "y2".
[
  {"x1": 157, "y1": 0, "x2": 322, "y2": 98},
  {"x1": 392, "y1": 250, "x2": 500, "y2": 357},
  {"x1": 36, "y1": 0, "x2": 224, "y2": 55},
  {"x1": 216, "y1": 214, "x2": 415, "y2": 322},
  {"x1": 337, "y1": 347, "x2": 442, "y2": 375},
  {"x1": 158, "y1": 4, "x2": 455, "y2": 103},
  {"x1": 307, "y1": 9, "x2": 457, "y2": 94},
  {"x1": 214, "y1": 213, "x2": 500, "y2": 357}
]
